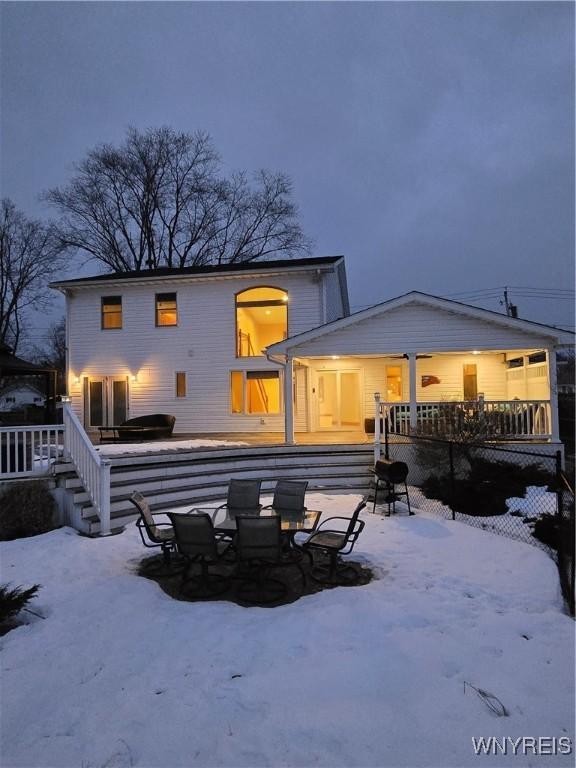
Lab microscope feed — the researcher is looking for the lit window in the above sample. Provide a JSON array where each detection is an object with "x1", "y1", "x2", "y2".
[
  {"x1": 101, "y1": 296, "x2": 122, "y2": 329},
  {"x1": 230, "y1": 370, "x2": 281, "y2": 414},
  {"x1": 236, "y1": 287, "x2": 288, "y2": 357},
  {"x1": 176, "y1": 372, "x2": 186, "y2": 398},
  {"x1": 156, "y1": 293, "x2": 177, "y2": 326},
  {"x1": 528, "y1": 351, "x2": 546, "y2": 365}
]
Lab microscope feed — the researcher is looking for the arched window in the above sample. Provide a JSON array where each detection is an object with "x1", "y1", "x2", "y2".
[{"x1": 235, "y1": 287, "x2": 288, "y2": 357}]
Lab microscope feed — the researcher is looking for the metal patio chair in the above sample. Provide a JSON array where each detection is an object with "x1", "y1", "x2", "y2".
[
  {"x1": 302, "y1": 498, "x2": 367, "y2": 585},
  {"x1": 168, "y1": 512, "x2": 231, "y2": 598},
  {"x1": 215, "y1": 478, "x2": 263, "y2": 543},
  {"x1": 264, "y1": 480, "x2": 309, "y2": 515},
  {"x1": 130, "y1": 490, "x2": 180, "y2": 575}
]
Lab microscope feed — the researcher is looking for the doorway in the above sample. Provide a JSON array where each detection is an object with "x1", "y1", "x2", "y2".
[
  {"x1": 84, "y1": 376, "x2": 129, "y2": 427},
  {"x1": 317, "y1": 370, "x2": 362, "y2": 430}
]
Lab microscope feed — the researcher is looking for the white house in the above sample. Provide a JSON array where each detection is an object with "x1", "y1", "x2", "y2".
[
  {"x1": 51, "y1": 256, "x2": 349, "y2": 434},
  {"x1": 51, "y1": 258, "x2": 573, "y2": 446},
  {"x1": 0, "y1": 382, "x2": 46, "y2": 411}
]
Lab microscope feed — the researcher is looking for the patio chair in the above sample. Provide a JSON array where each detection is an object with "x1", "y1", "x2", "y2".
[
  {"x1": 235, "y1": 516, "x2": 303, "y2": 605},
  {"x1": 168, "y1": 512, "x2": 231, "y2": 598},
  {"x1": 129, "y1": 491, "x2": 179, "y2": 576},
  {"x1": 302, "y1": 498, "x2": 367, "y2": 585},
  {"x1": 215, "y1": 479, "x2": 263, "y2": 542},
  {"x1": 264, "y1": 480, "x2": 308, "y2": 515}
]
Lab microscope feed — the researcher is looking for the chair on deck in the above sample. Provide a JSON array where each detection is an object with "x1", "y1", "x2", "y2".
[
  {"x1": 235, "y1": 516, "x2": 304, "y2": 604},
  {"x1": 130, "y1": 490, "x2": 179, "y2": 575},
  {"x1": 302, "y1": 498, "x2": 367, "y2": 585},
  {"x1": 168, "y1": 512, "x2": 231, "y2": 598}
]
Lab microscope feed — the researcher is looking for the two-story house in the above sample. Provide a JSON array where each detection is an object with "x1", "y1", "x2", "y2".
[{"x1": 51, "y1": 256, "x2": 349, "y2": 435}]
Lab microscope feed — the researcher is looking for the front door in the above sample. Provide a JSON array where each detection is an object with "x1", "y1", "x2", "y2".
[
  {"x1": 85, "y1": 377, "x2": 128, "y2": 427},
  {"x1": 317, "y1": 370, "x2": 362, "y2": 430}
]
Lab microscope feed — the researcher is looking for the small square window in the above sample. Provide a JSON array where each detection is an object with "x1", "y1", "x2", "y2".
[
  {"x1": 156, "y1": 293, "x2": 177, "y2": 326},
  {"x1": 102, "y1": 296, "x2": 122, "y2": 329},
  {"x1": 176, "y1": 371, "x2": 186, "y2": 398}
]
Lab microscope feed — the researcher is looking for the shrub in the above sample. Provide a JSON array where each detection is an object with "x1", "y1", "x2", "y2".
[
  {"x1": 0, "y1": 583, "x2": 40, "y2": 626},
  {"x1": 0, "y1": 480, "x2": 57, "y2": 540},
  {"x1": 531, "y1": 513, "x2": 571, "y2": 550}
]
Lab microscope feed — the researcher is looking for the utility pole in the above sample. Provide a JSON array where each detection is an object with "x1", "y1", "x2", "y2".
[{"x1": 502, "y1": 287, "x2": 518, "y2": 318}]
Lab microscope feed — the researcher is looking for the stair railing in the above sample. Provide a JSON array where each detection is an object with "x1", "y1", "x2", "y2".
[{"x1": 63, "y1": 404, "x2": 111, "y2": 535}]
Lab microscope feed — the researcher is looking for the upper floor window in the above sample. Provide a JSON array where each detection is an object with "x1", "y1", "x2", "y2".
[
  {"x1": 156, "y1": 293, "x2": 178, "y2": 326},
  {"x1": 235, "y1": 287, "x2": 288, "y2": 357},
  {"x1": 101, "y1": 296, "x2": 122, "y2": 329}
]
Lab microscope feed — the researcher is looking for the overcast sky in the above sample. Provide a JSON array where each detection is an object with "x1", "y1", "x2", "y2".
[{"x1": 1, "y1": 1, "x2": 574, "y2": 342}]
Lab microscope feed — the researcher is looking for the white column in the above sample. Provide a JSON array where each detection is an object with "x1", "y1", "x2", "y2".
[
  {"x1": 373, "y1": 392, "x2": 381, "y2": 463},
  {"x1": 548, "y1": 347, "x2": 560, "y2": 442},
  {"x1": 408, "y1": 353, "x2": 417, "y2": 432},
  {"x1": 284, "y1": 356, "x2": 294, "y2": 444}
]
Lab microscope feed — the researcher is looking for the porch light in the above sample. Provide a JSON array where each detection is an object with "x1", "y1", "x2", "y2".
[
  {"x1": 73, "y1": 375, "x2": 81, "y2": 385},
  {"x1": 331, "y1": 355, "x2": 340, "y2": 360},
  {"x1": 471, "y1": 350, "x2": 481, "y2": 355},
  {"x1": 131, "y1": 373, "x2": 138, "y2": 382}
]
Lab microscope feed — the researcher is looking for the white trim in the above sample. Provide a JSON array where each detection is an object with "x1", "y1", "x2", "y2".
[{"x1": 266, "y1": 291, "x2": 575, "y2": 354}]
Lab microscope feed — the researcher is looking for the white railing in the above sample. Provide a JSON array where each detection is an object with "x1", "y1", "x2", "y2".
[
  {"x1": 383, "y1": 400, "x2": 552, "y2": 440},
  {"x1": 0, "y1": 425, "x2": 65, "y2": 479},
  {"x1": 63, "y1": 405, "x2": 111, "y2": 535}
]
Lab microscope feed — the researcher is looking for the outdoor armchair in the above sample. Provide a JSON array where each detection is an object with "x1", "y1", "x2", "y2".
[
  {"x1": 264, "y1": 480, "x2": 308, "y2": 515},
  {"x1": 129, "y1": 490, "x2": 179, "y2": 575},
  {"x1": 215, "y1": 479, "x2": 263, "y2": 542},
  {"x1": 168, "y1": 512, "x2": 231, "y2": 598},
  {"x1": 302, "y1": 498, "x2": 367, "y2": 584}
]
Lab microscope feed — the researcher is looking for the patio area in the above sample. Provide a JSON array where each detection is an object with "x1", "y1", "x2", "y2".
[{"x1": 1, "y1": 493, "x2": 574, "y2": 767}]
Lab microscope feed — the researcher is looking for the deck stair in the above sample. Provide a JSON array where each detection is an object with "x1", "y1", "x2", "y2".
[{"x1": 53, "y1": 443, "x2": 374, "y2": 535}]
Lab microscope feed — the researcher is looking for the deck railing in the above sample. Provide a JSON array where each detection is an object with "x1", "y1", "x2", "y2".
[
  {"x1": 385, "y1": 400, "x2": 552, "y2": 440},
  {"x1": 63, "y1": 404, "x2": 111, "y2": 535},
  {"x1": 0, "y1": 425, "x2": 65, "y2": 479}
]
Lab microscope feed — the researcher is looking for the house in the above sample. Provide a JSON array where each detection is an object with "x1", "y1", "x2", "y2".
[
  {"x1": 0, "y1": 381, "x2": 46, "y2": 411},
  {"x1": 50, "y1": 256, "x2": 349, "y2": 434},
  {"x1": 51, "y1": 258, "x2": 573, "y2": 446}
]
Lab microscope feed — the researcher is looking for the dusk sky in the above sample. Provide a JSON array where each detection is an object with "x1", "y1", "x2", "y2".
[{"x1": 1, "y1": 1, "x2": 574, "y2": 344}]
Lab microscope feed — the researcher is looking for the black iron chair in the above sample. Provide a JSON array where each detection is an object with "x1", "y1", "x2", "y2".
[
  {"x1": 302, "y1": 499, "x2": 367, "y2": 585},
  {"x1": 235, "y1": 516, "x2": 302, "y2": 605},
  {"x1": 264, "y1": 480, "x2": 308, "y2": 514},
  {"x1": 215, "y1": 479, "x2": 263, "y2": 543},
  {"x1": 373, "y1": 459, "x2": 413, "y2": 516},
  {"x1": 168, "y1": 512, "x2": 231, "y2": 598},
  {"x1": 130, "y1": 491, "x2": 180, "y2": 575}
]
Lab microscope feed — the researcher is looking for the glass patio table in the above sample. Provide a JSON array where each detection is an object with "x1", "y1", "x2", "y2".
[{"x1": 188, "y1": 506, "x2": 321, "y2": 546}]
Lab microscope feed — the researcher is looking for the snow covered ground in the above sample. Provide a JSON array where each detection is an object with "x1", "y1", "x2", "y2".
[
  {"x1": 1, "y1": 494, "x2": 574, "y2": 768},
  {"x1": 96, "y1": 438, "x2": 249, "y2": 456}
]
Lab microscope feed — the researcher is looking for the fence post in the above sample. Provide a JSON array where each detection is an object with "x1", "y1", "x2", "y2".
[
  {"x1": 373, "y1": 392, "x2": 381, "y2": 464},
  {"x1": 555, "y1": 450, "x2": 563, "y2": 518},
  {"x1": 384, "y1": 411, "x2": 390, "y2": 461},
  {"x1": 448, "y1": 441, "x2": 456, "y2": 521}
]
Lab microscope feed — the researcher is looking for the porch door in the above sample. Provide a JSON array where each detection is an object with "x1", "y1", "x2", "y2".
[
  {"x1": 85, "y1": 376, "x2": 128, "y2": 427},
  {"x1": 317, "y1": 370, "x2": 361, "y2": 430}
]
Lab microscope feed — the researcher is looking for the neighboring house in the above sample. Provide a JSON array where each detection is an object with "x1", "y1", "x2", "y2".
[
  {"x1": 51, "y1": 258, "x2": 573, "y2": 445},
  {"x1": 51, "y1": 256, "x2": 349, "y2": 434},
  {"x1": 0, "y1": 382, "x2": 46, "y2": 411}
]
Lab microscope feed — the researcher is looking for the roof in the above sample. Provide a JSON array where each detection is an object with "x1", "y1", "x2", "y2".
[
  {"x1": 0, "y1": 345, "x2": 56, "y2": 376},
  {"x1": 266, "y1": 290, "x2": 575, "y2": 355},
  {"x1": 50, "y1": 256, "x2": 344, "y2": 290}
]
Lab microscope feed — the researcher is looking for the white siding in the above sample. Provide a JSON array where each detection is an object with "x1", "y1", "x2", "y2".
[
  {"x1": 67, "y1": 271, "x2": 323, "y2": 432},
  {"x1": 289, "y1": 302, "x2": 553, "y2": 357},
  {"x1": 323, "y1": 268, "x2": 346, "y2": 322}
]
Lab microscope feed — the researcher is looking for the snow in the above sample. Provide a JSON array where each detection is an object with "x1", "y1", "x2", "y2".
[
  {"x1": 506, "y1": 486, "x2": 558, "y2": 517},
  {"x1": 1, "y1": 494, "x2": 574, "y2": 768},
  {"x1": 96, "y1": 438, "x2": 249, "y2": 456}
]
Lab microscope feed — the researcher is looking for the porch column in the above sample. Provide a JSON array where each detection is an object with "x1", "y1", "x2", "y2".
[
  {"x1": 548, "y1": 347, "x2": 560, "y2": 442},
  {"x1": 408, "y1": 353, "x2": 417, "y2": 432},
  {"x1": 284, "y1": 355, "x2": 295, "y2": 444}
]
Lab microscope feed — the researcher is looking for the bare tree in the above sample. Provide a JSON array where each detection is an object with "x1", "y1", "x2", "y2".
[
  {"x1": 34, "y1": 317, "x2": 66, "y2": 394},
  {"x1": 44, "y1": 127, "x2": 311, "y2": 272},
  {"x1": 0, "y1": 199, "x2": 64, "y2": 352}
]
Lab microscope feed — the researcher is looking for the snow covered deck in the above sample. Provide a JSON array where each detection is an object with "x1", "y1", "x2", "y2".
[{"x1": 1, "y1": 493, "x2": 574, "y2": 767}]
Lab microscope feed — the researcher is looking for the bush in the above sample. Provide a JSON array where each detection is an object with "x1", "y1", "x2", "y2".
[
  {"x1": 0, "y1": 583, "x2": 40, "y2": 626},
  {"x1": 531, "y1": 513, "x2": 572, "y2": 550},
  {"x1": 0, "y1": 480, "x2": 57, "y2": 540}
]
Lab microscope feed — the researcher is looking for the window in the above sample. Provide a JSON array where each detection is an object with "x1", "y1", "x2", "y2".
[
  {"x1": 463, "y1": 363, "x2": 478, "y2": 400},
  {"x1": 156, "y1": 293, "x2": 177, "y2": 326},
  {"x1": 528, "y1": 351, "x2": 546, "y2": 365},
  {"x1": 386, "y1": 366, "x2": 403, "y2": 402},
  {"x1": 176, "y1": 372, "x2": 186, "y2": 398},
  {"x1": 507, "y1": 357, "x2": 524, "y2": 369},
  {"x1": 236, "y1": 287, "x2": 288, "y2": 357},
  {"x1": 230, "y1": 370, "x2": 281, "y2": 414},
  {"x1": 101, "y1": 296, "x2": 122, "y2": 329}
]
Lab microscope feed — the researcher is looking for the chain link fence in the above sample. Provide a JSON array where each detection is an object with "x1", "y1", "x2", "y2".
[{"x1": 377, "y1": 429, "x2": 575, "y2": 615}]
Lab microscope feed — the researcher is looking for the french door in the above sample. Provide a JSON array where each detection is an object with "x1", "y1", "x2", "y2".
[
  {"x1": 317, "y1": 370, "x2": 362, "y2": 430},
  {"x1": 84, "y1": 376, "x2": 129, "y2": 427}
]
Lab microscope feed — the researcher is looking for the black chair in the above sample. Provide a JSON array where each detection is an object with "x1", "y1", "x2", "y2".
[
  {"x1": 130, "y1": 491, "x2": 179, "y2": 575},
  {"x1": 265, "y1": 480, "x2": 308, "y2": 514},
  {"x1": 302, "y1": 499, "x2": 367, "y2": 585},
  {"x1": 215, "y1": 479, "x2": 263, "y2": 543},
  {"x1": 373, "y1": 459, "x2": 413, "y2": 516},
  {"x1": 235, "y1": 516, "x2": 295, "y2": 605},
  {"x1": 168, "y1": 513, "x2": 231, "y2": 598}
]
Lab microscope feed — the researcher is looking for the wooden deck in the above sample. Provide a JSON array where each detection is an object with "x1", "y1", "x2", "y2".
[{"x1": 89, "y1": 430, "x2": 372, "y2": 447}]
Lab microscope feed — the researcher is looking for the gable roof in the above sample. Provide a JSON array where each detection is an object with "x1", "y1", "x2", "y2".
[
  {"x1": 50, "y1": 256, "x2": 344, "y2": 290},
  {"x1": 266, "y1": 291, "x2": 575, "y2": 355}
]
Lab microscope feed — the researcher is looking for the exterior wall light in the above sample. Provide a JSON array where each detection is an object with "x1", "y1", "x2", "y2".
[
  {"x1": 131, "y1": 373, "x2": 138, "y2": 382},
  {"x1": 331, "y1": 355, "x2": 340, "y2": 360},
  {"x1": 73, "y1": 375, "x2": 81, "y2": 385}
]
